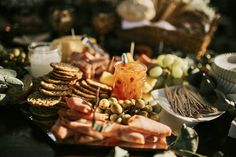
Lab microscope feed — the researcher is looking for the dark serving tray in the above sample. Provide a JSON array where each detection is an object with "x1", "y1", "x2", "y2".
[{"x1": 17, "y1": 103, "x2": 176, "y2": 155}]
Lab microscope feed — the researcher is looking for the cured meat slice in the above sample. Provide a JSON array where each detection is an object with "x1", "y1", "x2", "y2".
[
  {"x1": 51, "y1": 119, "x2": 73, "y2": 139},
  {"x1": 128, "y1": 115, "x2": 172, "y2": 137},
  {"x1": 58, "y1": 108, "x2": 107, "y2": 122},
  {"x1": 61, "y1": 118, "x2": 104, "y2": 140},
  {"x1": 66, "y1": 97, "x2": 92, "y2": 114}
]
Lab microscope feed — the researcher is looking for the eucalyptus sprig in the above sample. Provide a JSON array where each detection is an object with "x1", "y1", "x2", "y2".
[{"x1": 0, "y1": 67, "x2": 24, "y2": 106}]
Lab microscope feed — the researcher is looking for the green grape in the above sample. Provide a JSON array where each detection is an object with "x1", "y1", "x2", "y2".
[
  {"x1": 171, "y1": 65, "x2": 183, "y2": 78},
  {"x1": 182, "y1": 64, "x2": 189, "y2": 76},
  {"x1": 162, "y1": 54, "x2": 175, "y2": 68},
  {"x1": 156, "y1": 55, "x2": 165, "y2": 66},
  {"x1": 172, "y1": 57, "x2": 184, "y2": 68},
  {"x1": 149, "y1": 66, "x2": 163, "y2": 78}
]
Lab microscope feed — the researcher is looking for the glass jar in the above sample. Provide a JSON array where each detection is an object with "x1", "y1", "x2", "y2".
[
  {"x1": 28, "y1": 42, "x2": 61, "y2": 77},
  {"x1": 112, "y1": 62, "x2": 147, "y2": 99}
]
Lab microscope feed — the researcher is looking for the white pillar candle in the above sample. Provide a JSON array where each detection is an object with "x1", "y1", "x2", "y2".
[
  {"x1": 52, "y1": 35, "x2": 97, "y2": 62},
  {"x1": 28, "y1": 42, "x2": 61, "y2": 77}
]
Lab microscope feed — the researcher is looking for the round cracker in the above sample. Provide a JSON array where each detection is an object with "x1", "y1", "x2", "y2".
[
  {"x1": 43, "y1": 75, "x2": 70, "y2": 85},
  {"x1": 50, "y1": 63, "x2": 80, "y2": 72},
  {"x1": 40, "y1": 80, "x2": 69, "y2": 91},
  {"x1": 72, "y1": 87, "x2": 96, "y2": 99},
  {"x1": 27, "y1": 91, "x2": 61, "y2": 107},
  {"x1": 86, "y1": 79, "x2": 112, "y2": 91},
  {"x1": 39, "y1": 87, "x2": 70, "y2": 97}
]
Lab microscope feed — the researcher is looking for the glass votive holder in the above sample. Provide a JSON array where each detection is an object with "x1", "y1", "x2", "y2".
[
  {"x1": 28, "y1": 42, "x2": 61, "y2": 77},
  {"x1": 112, "y1": 62, "x2": 147, "y2": 99}
]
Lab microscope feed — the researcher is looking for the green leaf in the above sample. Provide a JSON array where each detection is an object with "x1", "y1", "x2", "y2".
[
  {"x1": 0, "y1": 83, "x2": 8, "y2": 89},
  {"x1": 153, "y1": 150, "x2": 177, "y2": 157},
  {"x1": 106, "y1": 146, "x2": 129, "y2": 157},
  {"x1": 0, "y1": 75, "x2": 4, "y2": 82},
  {"x1": 0, "y1": 93, "x2": 6, "y2": 101},
  {"x1": 0, "y1": 68, "x2": 17, "y2": 77},
  {"x1": 171, "y1": 124, "x2": 199, "y2": 153},
  {"x1": 0, "y1": 93, "x2": 7, "y2": 106},
  {"x1": 3, "y1": 75, "x2": 24, "y2": 87}
]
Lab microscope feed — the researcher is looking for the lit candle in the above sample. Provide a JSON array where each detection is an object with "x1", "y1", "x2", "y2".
[
  {"x1": 52, "y1": 35, "x2": 96, "y2": 62},
  {"x1": 28, "y1": 42, "x2": 61, "y2": 77}
]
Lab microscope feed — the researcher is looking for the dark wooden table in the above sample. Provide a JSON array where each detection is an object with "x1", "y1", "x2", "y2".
[{"x1": 0, "y1": 105, "x2": 235, "y2": 157}]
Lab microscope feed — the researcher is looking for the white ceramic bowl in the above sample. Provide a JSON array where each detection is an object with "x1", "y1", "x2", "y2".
[
  {"x1": 151, "y1": 86, "x2": 224, "y2": 135},
  {"x1": 212, "y1": 53, "x2": 236, "y2": 83}
]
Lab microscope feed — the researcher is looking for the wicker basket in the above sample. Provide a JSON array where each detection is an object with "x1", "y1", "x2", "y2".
[{"x1": 116, "y1": 14, "x2": 220, "y2": 58}]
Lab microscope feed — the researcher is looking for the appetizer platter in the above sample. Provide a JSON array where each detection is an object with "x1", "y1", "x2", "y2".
[{"x1": 1, "y1": 35, "x2": 230, "y2": 155}]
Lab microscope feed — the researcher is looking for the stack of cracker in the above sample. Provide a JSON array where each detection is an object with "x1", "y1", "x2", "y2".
[
  {"x1": 72, "y1": 79, "x2": 112, "y2": 102},
  {"x1": 27, "y1": 63, "x2": 83, "y2": 128}
]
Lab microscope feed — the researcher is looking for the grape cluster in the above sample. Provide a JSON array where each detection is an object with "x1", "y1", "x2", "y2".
[
  {"x1": 149, "y1": 54, "x2": 190, "y2": 88},
  {"x1": 96, "y1": 97, "x2": 162, "y2": 125}
]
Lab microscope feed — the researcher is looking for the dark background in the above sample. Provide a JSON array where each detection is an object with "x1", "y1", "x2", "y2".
[{"x1": 0, "y1": 0, "x2": 236, "y2": 53}]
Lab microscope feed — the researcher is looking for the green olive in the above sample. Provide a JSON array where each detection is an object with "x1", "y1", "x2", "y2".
[
  {"x1": 110, "y1": 114, "x2": 119, "y2": 122},
  {"x1": 138, "y1": 111, "x2": 148, "y2": 117},
  {"x1": 118, "y1": 100, "x2": 124, "y2": 104},
  {"x1": 116, "y1": 117, "x2": 122, "y2": 124},
  {"x1": 149, "y1": 112, "x2": 160, "y2": 121},
  {"x1": 121, "y1": 100, "x2": 132, "y2": 109},
  {"x1": 99, "y1": 99, "x2": 110, "y2": 110},
  {"x1": 144, "y1": 105, "x2": 153, "y2": 112},
  {"x1": 152, "y1": 104, "x2": 162, "y2": 113},
  {"x1": 109, "y1": 97, "x2": 118, "y2": 103},
  {"x1": 130, "y1": 99, "x2": 136, "y2": 105},
  {"x1": 110, "y1": 102, "x2": 123, "y2": 114},
  {"x1": 135, "y1": 99, "x2": 146, "y2": 109},
  {"x1": 122, "y1": 114, "x2": 131, "y2": 124},
  {"x1": 95, "y1": 107, "x2": 104, "y2": 113},
  {"x1": 104, "y1": 113, "x2": 110, "y2": 120},
  {"x1": 148, "y1": 100, "x2": 158, "y2": 106},
  {"x1": 105, "y1": 108, "x2": 112, "y2": 115}
]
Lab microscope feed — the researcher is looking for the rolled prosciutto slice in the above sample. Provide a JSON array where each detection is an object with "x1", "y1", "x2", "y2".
[
  {"x1": 66, "y1": 97, "x2": 92, "y2": 114},
  {"x1": 128, "y1": 115, "x2": 172, "y2": 137},
  {"x1": 51, "y1": 119, "x2": 74, "y2": 139},
  {"x1": 58, "y1": 108, "x2": 108, "y2": 122}
]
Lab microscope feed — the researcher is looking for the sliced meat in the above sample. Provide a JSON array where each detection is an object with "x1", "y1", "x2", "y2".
[
  {"x1": 61, "y1": 118, "x2": 104, "y2": 140},
  {"x1": 128, "y1": 115, "x2": 172, "y2": 137},
  {"x1": 66, "y1": 97, "x2": 92, "y2": 114},
  {"x1": 58, "y1": 108, "x2": 107, "y2": 122},
  {"x1": 51, "y1": 119, "x2": 73, "y2": 139}
]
